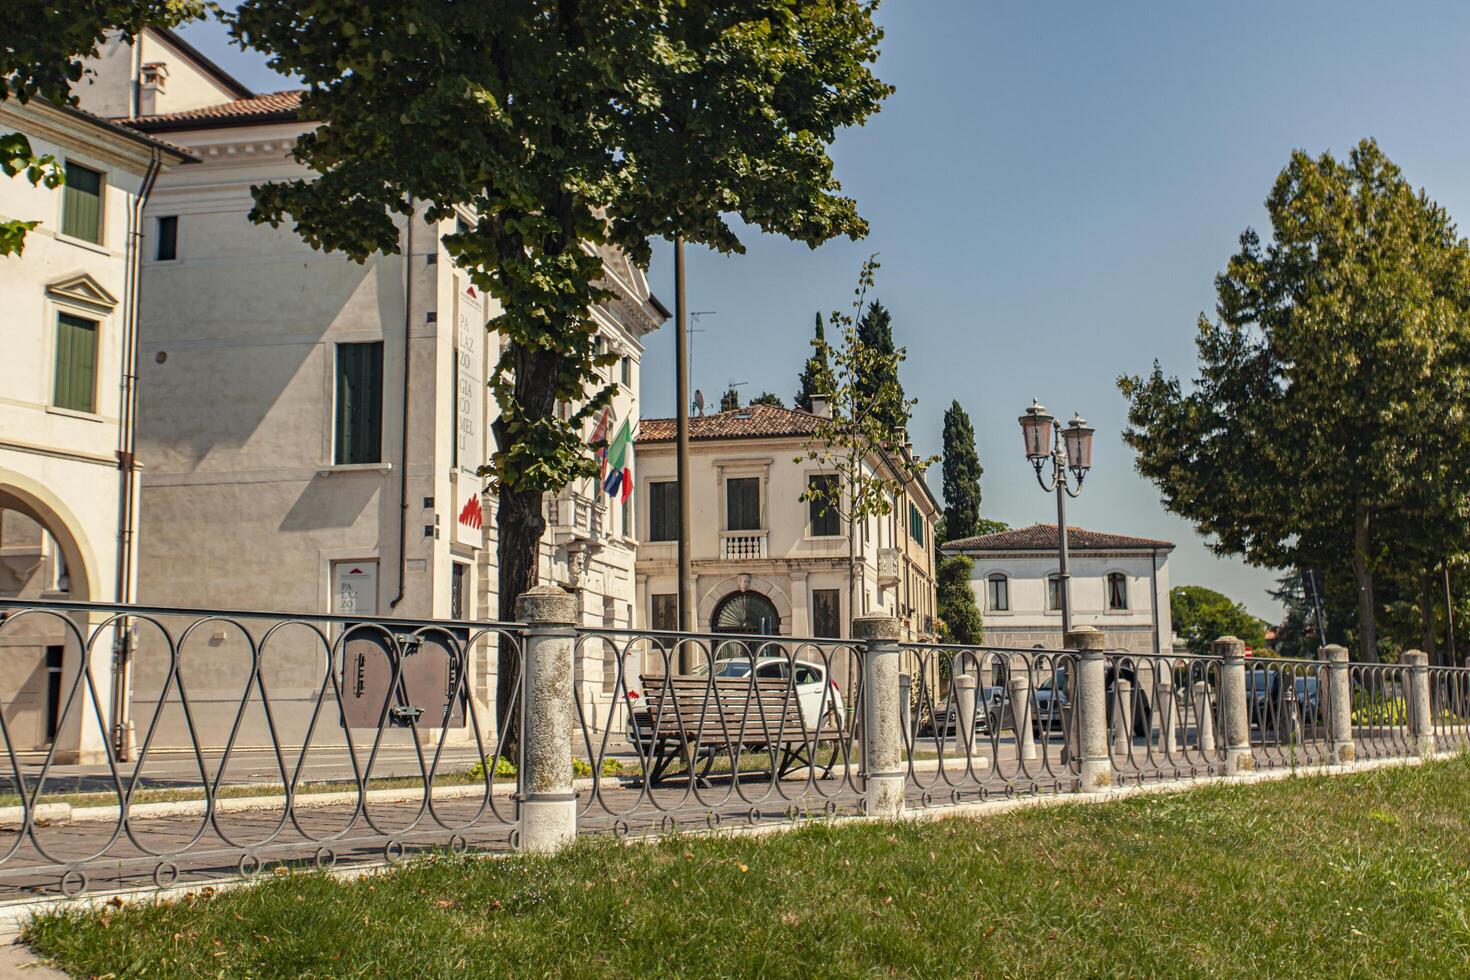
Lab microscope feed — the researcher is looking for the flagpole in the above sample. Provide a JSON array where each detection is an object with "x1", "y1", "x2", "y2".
[{"x1": 675, "y1": 235, "x2": 695, "y2": 669}]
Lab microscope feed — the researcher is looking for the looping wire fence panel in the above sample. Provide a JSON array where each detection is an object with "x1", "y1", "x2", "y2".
[
  {"x1": 1349, "y1": 663, "x2": 1413, "y2": 760},
  {"x1": 1104, "y1": 653, "x2": 1225, "y2": 783},
  {"x1": 901, "y1": 645, "x2": 1080, "y2": 805},
  {"x1": 1428, "y1": 666, "x2": 1470, "y2": 753},
  {"x1": 0, "y1": 599, "x2": 520, "y2": 899},
  {"x1": 1245, "y1": 657, "x2": 1332, "y2": 770},
  {"x1": 573, "y1": 630, "x2": 865, "y2": 836}
]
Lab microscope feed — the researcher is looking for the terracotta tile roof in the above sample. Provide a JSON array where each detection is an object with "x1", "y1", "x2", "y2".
[
  {"x1": 126, "y1": 90, "x2": 306, "y2": 131},
  {"x1": 942, "y1": 524, "x2": 1174, "y2": 553},
  {"x1": 637, "y1": 404, "x2": 825, "y2": 443}
]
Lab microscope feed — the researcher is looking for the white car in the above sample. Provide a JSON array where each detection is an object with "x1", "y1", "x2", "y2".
[{"x1": 626, "y1": 655, "x2": 847, "y2": 747}]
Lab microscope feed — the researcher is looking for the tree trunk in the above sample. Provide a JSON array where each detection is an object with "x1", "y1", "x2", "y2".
[
  {"x1": 1419, "y1": 569, "x2": 1440, "y2": 665},
  {"x1": 1350, "y1": 501, "x2": 1377, "y2": 661},
  {"x1": 491, "y1": 342, "x2": 562, "y2": 758}
]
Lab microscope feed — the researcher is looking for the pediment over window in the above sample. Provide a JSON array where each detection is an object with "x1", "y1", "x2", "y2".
[{"x1": 46, "y1": 273, "x2": 119, "y2": 312}]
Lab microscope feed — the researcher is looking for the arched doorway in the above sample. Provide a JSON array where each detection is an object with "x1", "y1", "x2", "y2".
[{"x1": 712, "y1": 590, "x2": 780, "y2": 635}]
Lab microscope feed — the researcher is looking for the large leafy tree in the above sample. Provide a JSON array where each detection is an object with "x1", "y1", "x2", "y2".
[
  {"x1": 1119, "y1": 140, "x2": 1470, "y2": 660},
  {"x1": 795, "y1": 312, "x2": 835, "y2": 411},
  {"x1": 855, "y1": 299, "x2": 905, "y2": 434},
  {"x1": 1170, "y1": 585, "x2": 1267, "y2": 657},
  {"x1": 1, "y1": 1, "x2": 203, "y2": 254},
  {"x1": 231, "y1": 2, "x2": 891, "y2": 656},
  {"x1": 749, "y1": 391, "x2": 783, "y2": 408},
  {"x1": 940, "y1": 401, "x2": 982, "y2": 542}
]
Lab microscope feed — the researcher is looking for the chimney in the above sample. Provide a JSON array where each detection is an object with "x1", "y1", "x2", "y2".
[
  {"x1": 139, "y1": 62, "x2": 168, "y2": 116},
  {"x1": 810, "y1": 394, "x2": 832, "y2": 419}
]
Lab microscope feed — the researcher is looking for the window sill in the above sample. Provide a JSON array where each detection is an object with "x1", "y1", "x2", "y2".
[
  {"x1": 319, "y1": 462, "x2": 393, "y2": 476},
  {"x1": 55, "y1": 233, "x2": 110, "y2": 256},
  {"x1": 45, "y1": 405, "x2": 105, "y2": 423}
]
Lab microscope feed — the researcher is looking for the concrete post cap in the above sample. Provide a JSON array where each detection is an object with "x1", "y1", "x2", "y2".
[
  {"x1": 1212, "y1": 636, "x2": 1246, "y2": 659},
  {"x1": 1321, "y1": 644, "x2": 1350, "y2": 664},
  {"x1": 852, "y1": 615, "x2": 902, "y2": 641},
  {"x1": 953, "y1": 673, "x2": 977, "y2": 689},
  {"x1": 516, "y1": 585, "x2": 578, "y2": 625},
  {"x1": 1064, "y1": 626, "x2": 1107, "y2": 652},
  {"x1": 1401, "y1": 650, "x2": 1429, "y2": 667}
]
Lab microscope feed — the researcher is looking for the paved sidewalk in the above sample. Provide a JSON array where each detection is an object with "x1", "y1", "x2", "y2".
[{"x1": 0, "y1": 943, "x2": 64, "y2": 979}]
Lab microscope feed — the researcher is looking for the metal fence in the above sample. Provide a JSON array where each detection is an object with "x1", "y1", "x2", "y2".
[{"x1": 0, "y1": 596, "x2": 1464, "y2": 902}]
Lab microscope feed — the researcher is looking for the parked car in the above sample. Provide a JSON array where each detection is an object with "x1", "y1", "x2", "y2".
[
  {"x1": 625, "y1": 656, "x2": 847, "y2": 749},
  {"x1": 985, "y1": 664, "x2": 1153, "y2": 738},
  {"x1": 915, "y1": 685, "x2": 1006, "y2": 739},
  {"x1": 1246, "y1": 667, "x2": 1322, "y2": 727}
]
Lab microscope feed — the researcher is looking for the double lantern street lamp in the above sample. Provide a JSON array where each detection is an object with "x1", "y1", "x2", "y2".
[{"x1": 1018, "y1": 401, "x2": 1096, "y2": 636}]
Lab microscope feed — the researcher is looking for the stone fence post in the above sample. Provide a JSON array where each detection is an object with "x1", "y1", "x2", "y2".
[
  {"x1": 854, "y1": 615, "x2": 904, "y2": 818},
  {"x1": 898, "y1": 672, "x2": 912, "y2": 747},
  {"x1": 953, "y1": 673, "x2": 977, "y2": 753},
  {"x1": 1215, "y1": 636, "x2": 1251, "y2": 775},
  {"x1": 1323, "y1": 644, "x2": 1355, "y2": 765},
  {"x1": 1066, "y1": 627, "x2": 1111, "y2": 792},
  {"x1": 1403, "y1": 650, "x2": 1436, "y2": 758},
  {"x1": 516, "y1": 585, "x2": 578, "y2": 852}
]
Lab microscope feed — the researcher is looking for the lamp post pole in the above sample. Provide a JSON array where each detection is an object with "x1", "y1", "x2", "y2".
[
  {"x1": 675, "y1": 235, "x2": 694, "y2": 671},
  {"x1": 1019, "y1": 401, "x2": 1094, "y2": 646}
]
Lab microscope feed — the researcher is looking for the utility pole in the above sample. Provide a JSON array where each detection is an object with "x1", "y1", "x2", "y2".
[{"x1": 674, "y1": 236, "x2": 695, "y2": 669}]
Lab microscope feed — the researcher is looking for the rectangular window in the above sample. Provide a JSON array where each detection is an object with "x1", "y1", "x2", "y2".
[
  {"x1": 622, "y1": 495, "x2": 633, "y2": 539},
  {"x1": 52, "y1": 313, "x2": 99, "y2": 412},
  {"x1": 1047, "y1": 576, "x2": 1063, "y2": 612},
  {"x1": 908, "y1": 502, "x2": 924, "y2": 543},
  {"x1": 620, "y1": 356, "x2": 632, "y2": 386},
  {"x1": 651, "y1": 594, "x2": 678, "y2": 632},
  {"x1": 812, "y1": 589, "x2": 841, "y2": 638},
  {"x1": 450, "y1": 563, "x2": 467, "y2": 619},
  {"x1": 648, "y1": 481, "x2": 678, "y2": 542},
  {"x1": 808, "y1": 475, "x2": 840, "y2": 536},
  {"x1": 43, "y1": 645, "x2": 64, "y2": 743},
  {"x1": 62, "y1": 162, "x2": 103, "y2": 243},
  {"x1": 727, "y1": 477, "x2": 761, "y2": 531},
  {"x1": 987, "y1": 575, "x2": 1009, "y2": 612},
  {"x1": 155, "y1": 215, "x2": 178, "y2": 260},
  {"x1": 334, "y1": 341, "x2": 384, "y2": 464},
  {"x1": 1107, "y1": 572, "x2": 1128, "y2": 610}
]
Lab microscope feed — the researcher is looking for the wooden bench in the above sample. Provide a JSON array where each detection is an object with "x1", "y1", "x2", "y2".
[{"x1": 629, "y1": 674, "x2": 848, "y2": 785}]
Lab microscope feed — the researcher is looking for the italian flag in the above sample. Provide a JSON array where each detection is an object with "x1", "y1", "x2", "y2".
[{"x1": 601, "y1": 417, "x2": 633, "y2": 502}]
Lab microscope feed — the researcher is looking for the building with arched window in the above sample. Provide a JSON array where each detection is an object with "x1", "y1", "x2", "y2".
[{"x1": 941, "y1": 524, "x2": 1173, "y2": 652}]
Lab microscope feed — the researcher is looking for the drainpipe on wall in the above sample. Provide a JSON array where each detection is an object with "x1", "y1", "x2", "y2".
[
  {"x1": 1149, "y1": 547, "x2": 1161, "y2": 654},
  {"x1": 110, "y1": 146, "x2": 163, "y2": 760},
  {"x1": 388, "y1": 203, "x2": 415, "y2": 609}
]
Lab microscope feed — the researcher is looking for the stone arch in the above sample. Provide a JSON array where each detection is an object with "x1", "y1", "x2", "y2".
[
  {"x1": 697, "y1": 574, "x2": 792, "y2": 632},
  {"x1": 0, "y1": 468, "x2": 100, "y2": 602}
]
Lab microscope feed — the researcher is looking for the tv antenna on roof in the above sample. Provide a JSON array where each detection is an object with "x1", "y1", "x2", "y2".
[{"x1": 688, "y1": 311, "x2": 715, "y2": 406}]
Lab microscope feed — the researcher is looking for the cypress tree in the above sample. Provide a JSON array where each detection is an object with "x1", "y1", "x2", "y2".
[
  {"x1": 795, "y1": 312, "x2": 835, "y2": 411},
  {"x1": 855, "y1": 300, "x2": 906, "y2": 433},
  {"x1": 941, "y1": 401, "x2": 983, "y2": 542}
]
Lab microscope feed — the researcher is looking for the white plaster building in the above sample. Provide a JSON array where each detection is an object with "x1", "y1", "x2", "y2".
[
  {"x1": 633, "y1": 402, "x2": 939, "y2": 647},
  {"x1": 0, "y1": 94, "x2": 192, "y2": 760},
  {"x1": 941, "y1": 524, "x2": 1173, "y2": 653},
  {"x1": 64, "y1": 29, "x2": 665, "y2": 749}
]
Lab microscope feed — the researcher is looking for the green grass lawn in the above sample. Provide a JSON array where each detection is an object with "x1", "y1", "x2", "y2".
[{"x1": 25, "y1": 756, "x2": 1470, "y2": 978}]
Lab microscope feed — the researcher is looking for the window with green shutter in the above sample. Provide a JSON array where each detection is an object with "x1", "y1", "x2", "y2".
[
  {"x1": 334, "y1": 342, "x2": 384, "y2": 464},
  {"x1": 62, "y1": 163, "x2": 103, "y2": 244},
  {"x1": 52, "y1": 313, "x2": 99, "y2": 413},
  {"x1": 726, "y1": 477, "x2": 761, "y2": 531}
]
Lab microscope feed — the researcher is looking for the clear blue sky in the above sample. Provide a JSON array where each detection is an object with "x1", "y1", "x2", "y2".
[{"x1": 179, "y1": 2, "x2": 1470, "y2": 620}]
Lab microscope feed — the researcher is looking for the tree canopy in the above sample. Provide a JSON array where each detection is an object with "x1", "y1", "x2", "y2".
[
  {"x1": 1170, "y1": 586, "x2": 1266, "y2": 657},
  {"x1": 855, "y1": 300, "x2": 906, "y2": 435},
  {"x1": 795, "y1": 312, "x2": 835, "y2": 412},
  {"x1": 940, "y1": 401, "x2": 982, "y2": 541},
  {"x1": 937, "y1": 554, "x2": 982, "y2": 645},
  {"x1": 1119, "y1": 139, "x2": 1470, "y2": 660},
  {"x1": 231, "y1": 0, "x2": 893, "y2": 629},
  {"x1": 749, "y1": 391, "x2": 784, "y2": 408}
]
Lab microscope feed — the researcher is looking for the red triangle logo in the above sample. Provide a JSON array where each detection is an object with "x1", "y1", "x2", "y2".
[{"x1": 458, "y1": 494, "x2": 484, "y2": 530}]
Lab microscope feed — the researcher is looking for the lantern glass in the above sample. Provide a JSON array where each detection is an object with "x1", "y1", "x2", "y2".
[
  {"x1": 1018, "y1": 401, "x2": 1054, "y2": 460},
  {"x1": 1063, "y1": 414, "x2": 1095, "y2": 471}
]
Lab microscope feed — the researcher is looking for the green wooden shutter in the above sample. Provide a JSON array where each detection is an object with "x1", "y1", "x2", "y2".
[
  {"x1": 62, "y1": 163, "x2": 103, "y2": 243},
  {"x1": 53, "y1": 314, "x2": 98, "y2": 412},
  {"x1": 335, "y1": 342, "x2": 383, "y2": 464}
]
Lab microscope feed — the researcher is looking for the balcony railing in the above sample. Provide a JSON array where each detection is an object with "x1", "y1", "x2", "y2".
[
  {"x1": 720, "y1": 530, "x2": 769, "y2": 560},
  {"x1": 546, "y1": 490, "x2": 606, "y2": 546}
]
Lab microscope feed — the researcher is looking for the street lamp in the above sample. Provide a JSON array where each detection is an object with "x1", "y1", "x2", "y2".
[{"x1": 1018, "y1": 400, "x2": 1095, "y2": 637}]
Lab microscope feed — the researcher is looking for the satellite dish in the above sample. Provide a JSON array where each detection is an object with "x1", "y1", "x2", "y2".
[{"x1": 693, "y1": 390, "x2": 705, "y2": 416}]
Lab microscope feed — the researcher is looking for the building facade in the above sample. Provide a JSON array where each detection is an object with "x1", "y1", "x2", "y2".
[
  {"x1": 64, "y1": 29, "x2": 664, "y2": 749},
  {"x1": 941, "y1": 524, "x2": 1173, "y2": 653},
  {"x1": 0, "y1": 94, "x2": 191, "y2": 760},
  {"x1": 632, "y1": 402, "x2": 940, "y2": 650}
]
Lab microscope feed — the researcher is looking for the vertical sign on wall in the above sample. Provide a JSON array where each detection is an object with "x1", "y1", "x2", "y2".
[
  {"x1": 455, "y1": 277, "x2": 486, "y2": 548},
  {"x1": 331, "y1": 561, "x2": 379, "y2": 616}
]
